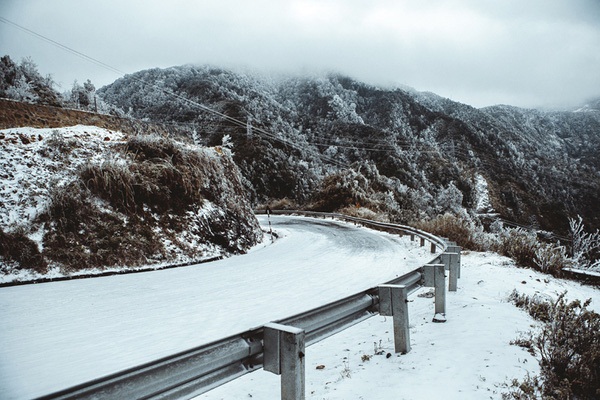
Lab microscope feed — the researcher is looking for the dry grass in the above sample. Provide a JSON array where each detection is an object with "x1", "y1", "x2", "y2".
[
  {"x1": 413, "y1": 213, "x2": 485, "y2": 250},
  {"x1": 0, "y1": 228, "x2": 47, "y2": 273},
  {"x1": 35, "y1": 134, "x2": 261, "y2": 271},
  {"x1": 40, "y1": 182, "x2": 165, "y2": 271},
  {"x1": 506, "y1": 292, "x2": 600, "y2": 399}
]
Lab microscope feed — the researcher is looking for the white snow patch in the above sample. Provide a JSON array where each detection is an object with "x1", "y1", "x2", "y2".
[{"x1": 475, "y1": 173, "x2": 494, "y2": 213}]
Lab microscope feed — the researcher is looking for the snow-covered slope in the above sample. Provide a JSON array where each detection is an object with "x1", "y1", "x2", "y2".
[
  {"x1": 0, "y1": 125, "x2": 261, "y2": 280},
  {"x1": 1, "y1": 125, "x2": 125, "y2": 229}
]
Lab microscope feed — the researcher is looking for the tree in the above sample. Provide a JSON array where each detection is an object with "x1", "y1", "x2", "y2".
[
  {"x1": 569, "y1": 216, "x2": 600, "y2": 271},
  {"x1": 70, "y1": 79, "x2": 96, "y2": 110}
]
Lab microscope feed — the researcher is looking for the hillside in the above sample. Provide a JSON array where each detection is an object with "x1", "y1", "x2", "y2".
[
  {"x1": 0, "y1": 123, "x2": 262, "y2": 281},
  {"x1": 98, "y1": 66, "x2": 600, "y2": 234}
]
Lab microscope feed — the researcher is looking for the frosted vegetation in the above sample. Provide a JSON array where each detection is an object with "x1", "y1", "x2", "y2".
[
  {"x1": 0, "y1": 55, "x2": 116, "y2": 113},
  {"x1": 97, "y1": 64, "x2": 600, "y2": 234},
  {"x1": 1, "y1": 56, "x2": 599, "y2": 398},
  {"x1": 0, "y1": 125, "x2": 261, "y2": 278}
]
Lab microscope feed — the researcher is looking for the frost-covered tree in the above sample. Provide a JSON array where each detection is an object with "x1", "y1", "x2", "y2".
[
  {"x1": 569, "y1": 216, "x2": 600, "y2": 271},
  {"x1": 69, "y1": 79, "x2": 96, "y2": 110},
  {"x1": 0, "y1": 55, "x2": 62, "y2": 106}
]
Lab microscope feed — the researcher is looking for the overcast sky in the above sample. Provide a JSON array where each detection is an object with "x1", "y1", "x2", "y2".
[{"x1": 1, "y1": 0, "x2": 599, "y2": 109}]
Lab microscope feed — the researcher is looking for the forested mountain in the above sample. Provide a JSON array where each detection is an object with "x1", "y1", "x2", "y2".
[{"x1": 98, "y1": 65, "x2": 600, "y2": 234}]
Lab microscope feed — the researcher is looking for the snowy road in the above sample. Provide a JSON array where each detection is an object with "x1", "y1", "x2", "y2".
[{"x1": 0, "y1": 215, "x2": 433, "y2": 399}]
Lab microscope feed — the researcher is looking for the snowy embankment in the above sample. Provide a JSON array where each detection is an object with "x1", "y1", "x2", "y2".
[{"x1": 0, "y1": 125, "x2": 261, "y2": 281}]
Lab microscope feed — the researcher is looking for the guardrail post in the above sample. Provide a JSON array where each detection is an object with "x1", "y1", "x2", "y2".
[
  {"x1": 430, "y1": 242, "x2": 436, "y2": 253},
  {"x1": 440, "y1": 252, "x2": 459, "y2": 292},
  {"x1": 264, "y1": 323, "x2": 306, "y2": 400},
  {"x1": 378, "y1": 285, "x2": 411, "y2": 354},
  {"x1": 423, "y1": 264, "x2": 446, "y2": 322},
  {"x1": 447, "y1": 245, "x2": 462, "y2": 278},
  {"x1": 410, "y1": 234, "x2": 415, "y2": 241},
  {"x1": 420, "y1": 237, "x2": 425, "y2": 247}
]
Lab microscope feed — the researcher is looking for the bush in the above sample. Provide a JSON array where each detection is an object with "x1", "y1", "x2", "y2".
[
  {"x1": 534, "y1": 244, "x2": 571, "y2": 276},
  {"x1": 81, "y1": 135, "x2": 210, "y2": 215},
  {"x1": 491, "y1": 225, "x2": 571, "y2": 276},
  {"x1": 0, "y1": 228, "x2": 47, "y2": 273},
  {"x1": 40, "y1": 182, "x2": 165, "y2": 271},
  {"x1": 310, "y1": 171, "x2": 365, "y2": 212},
  {"x1": 493, "y1": 228, "x2": 540, "y2": 269},
  {"x1": 338, "y1": 205, "x2": 389, "y2": 222},
  {"x1": 506, "y1": 292, "x2": 600, "y2": 399},
  {"x1": 569, "y1": 215, "x2": 600, "y2": 271},
  {"x1": 413, "y1": 213, "x2": 486, "y2": 250},
  {"x1": 262, "y1": 197, "x2": 299, "y2": 211}
]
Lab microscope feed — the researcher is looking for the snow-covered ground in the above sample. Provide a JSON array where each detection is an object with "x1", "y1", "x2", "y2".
[
  {"x1": 1, "y1": 215, "x2": 598, "y2": 399},
  {"x1": 0, "y1": 215, "x2": 434, "y2": 399},
  {"x1": 200, "y1": 253, "x2": 599, "y2": 399}
]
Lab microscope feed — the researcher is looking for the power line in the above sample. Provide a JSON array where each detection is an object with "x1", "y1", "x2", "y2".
[{"x1": 0, "y1": 16, "x2": 124, "y2": 77}]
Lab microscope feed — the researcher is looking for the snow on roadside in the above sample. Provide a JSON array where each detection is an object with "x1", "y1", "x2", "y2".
[{"x1": 200, "y1": 251, "x2": 599, "y2": 400}]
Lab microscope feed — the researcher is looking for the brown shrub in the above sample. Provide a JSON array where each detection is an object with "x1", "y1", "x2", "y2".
[
  {"x1": 493, "y1": 228, "x2": 540, "y2": 270},
  {"x1": 0, "y1": 228, "x2": 47, "y2": 273},
  {"x1": 40, "y1": 182, "x2": 165, "y2": 270},
  {"x1": 506, "y1": 292, "x2": 600, "y2": 399},
  {"x1": 413, "y1": 213, "x2": 484, "y2": 250}
]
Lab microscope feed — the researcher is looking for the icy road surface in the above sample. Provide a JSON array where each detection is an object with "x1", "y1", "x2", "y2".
[{"x1": 0, "y1": 215, "x2": 435, "y2": 399}]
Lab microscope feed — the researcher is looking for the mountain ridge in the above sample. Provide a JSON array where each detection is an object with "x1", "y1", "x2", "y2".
[{"x1": 98, "y1": 65, "x2": 600, "y2": 234}]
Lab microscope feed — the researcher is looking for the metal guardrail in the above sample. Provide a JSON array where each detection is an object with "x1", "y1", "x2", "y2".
[
  {"x1": 266, "y1": 210, "x2": 448, "y2": 252},
  {"x1": 38, "y1": 212, "x2": 452, "y2": 400}
]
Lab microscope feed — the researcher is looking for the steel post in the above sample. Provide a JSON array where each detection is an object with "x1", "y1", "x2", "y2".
[
  {"x1": 378, "y1": 285, "x2": 411, "y2": 354},
  {"x1": 264, "y1": 323, "x2": 306, "y2": 400}
]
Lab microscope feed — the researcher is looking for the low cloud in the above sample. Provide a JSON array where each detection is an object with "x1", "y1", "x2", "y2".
[{"x1": 1, "y1": 0, "x2": 599, "y2": 108}]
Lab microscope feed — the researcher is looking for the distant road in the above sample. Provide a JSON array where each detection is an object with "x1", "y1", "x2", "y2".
[{"x1": 0, "y1": 215, "x2": 432, "y2": 399}]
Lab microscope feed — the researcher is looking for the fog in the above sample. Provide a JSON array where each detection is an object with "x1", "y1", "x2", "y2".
[{"x1": 1, "y1": 0, "x2": 599, "y2": 108}]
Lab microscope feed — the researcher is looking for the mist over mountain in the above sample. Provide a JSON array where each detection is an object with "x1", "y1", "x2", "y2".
[{"x1": 98, "y1": 65, "x2": 600, "y2": 234}]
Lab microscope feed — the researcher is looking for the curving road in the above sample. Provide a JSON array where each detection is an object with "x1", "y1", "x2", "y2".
[{"x1": 0, "y1": 215, "x2": 434, "y2": 399}]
